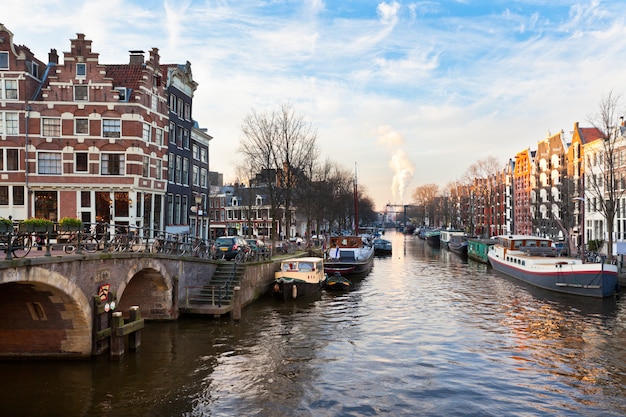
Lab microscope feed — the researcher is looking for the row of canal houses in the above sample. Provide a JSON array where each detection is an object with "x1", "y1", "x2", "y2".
[
  {"x1": 444, "y1": 122, "x2": 626, "y2": 256},
  {"x1": 0, "y1": 25, "x2": 298, "y2": 241}
]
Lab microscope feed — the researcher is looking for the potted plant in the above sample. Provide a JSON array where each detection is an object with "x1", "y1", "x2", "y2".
[
  {"x1": 59, "y1": 217, "x2": 83, "y2": 231},
  {"x1": 19, "y1": 218, "x2": 54, "y2": 233},
  {"x1": 0, "y1": 217, "x2": 12, "y2": 233}
]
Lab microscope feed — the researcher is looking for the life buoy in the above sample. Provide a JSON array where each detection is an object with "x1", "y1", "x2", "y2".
[{"x1": 292, "y1": 284, "x2": 298, "y2": 299}]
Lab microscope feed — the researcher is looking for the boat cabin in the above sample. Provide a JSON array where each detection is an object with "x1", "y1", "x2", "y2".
[
  {"x1": 329, "y1": 236, "x2": 363, "y2": 248},
  {"x1": 496, "y1": 235, "x2": 557, "y2": 257}
]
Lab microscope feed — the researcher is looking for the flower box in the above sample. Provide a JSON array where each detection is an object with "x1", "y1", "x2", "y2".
[
  {"x1": 19, "y1": 218, "x2": 54, "y2": 233},
  {"x1": 59, "y1": 217, "x2": 83, "y2": 231},
  {"x1": 0, "y1": 218, "x2": 12, "y2": 233}
]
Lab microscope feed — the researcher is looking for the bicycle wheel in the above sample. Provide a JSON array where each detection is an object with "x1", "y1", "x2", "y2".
[
  {"x1": 129, "y1": 236, "x2": 143, "y2": 252},
  {"x1": 64, "y1": 237, "x2": 77, "y2": 254},
  {"x1": 11, "y1": 234, "x2": 32, "y2": 258},
  {"x1": 82, "y1": 234, "x2": 99, "y2": 253}
]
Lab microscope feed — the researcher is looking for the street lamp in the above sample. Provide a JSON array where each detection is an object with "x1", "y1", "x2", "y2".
[
  {"x1": 573, "y1": 197, "x2": 585, "y2": 262},
  {"x1": 195, "y1": 194, "x2": 203, "y2": 239}
]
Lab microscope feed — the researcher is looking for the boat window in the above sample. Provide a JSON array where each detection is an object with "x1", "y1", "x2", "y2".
[
  {"x1": 514, "y1": 240, "x2": 522, "y2": 249},
  {"x1": 282, "y1": 263, "x2": 296, "y2": 271},
  {"x1": 527, "y1": 241, "x2": 537, "y2": 247},
  {"x1": 299, "y1": 262, "x2": 313, "y2": 272},
  {"x1": 522, "y1": 261, "x2": 525, "y2": 266}
]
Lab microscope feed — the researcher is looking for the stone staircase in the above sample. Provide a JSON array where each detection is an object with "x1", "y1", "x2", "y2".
[{"x1": 183, "y1": 261, "x2": 245, "y2": 315}]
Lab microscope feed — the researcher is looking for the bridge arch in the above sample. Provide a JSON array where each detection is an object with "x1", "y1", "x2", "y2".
[
  {"x1": 116, "y1": 258, "x2": 175, "y2": 320},
  {"x1": 0, "y1": 267, "x2": 92, "y2": 358}
]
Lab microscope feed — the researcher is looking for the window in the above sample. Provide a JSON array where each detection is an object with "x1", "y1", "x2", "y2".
[
  {"x1": 0, "y1": 186, "x2": 7, "y2": 205},
  {"x1": 176, "y1": 126, "x2": 183, "y2": 147},
  {"x1": 74, "y1": 85, "x2": 88, "y2": 101},
  {"x1": 182, "y1": 128, "x2": 189, "y2": 149},
  {"x1": 13, "y1": 186, "x2": 24, "y2": 205},
  {"x1": 156, "y1": 128, "x2": 163, "y2": 146},
  {"x1": 1, "y1": 149, "x2": 19, "y2": 171},
  {"x1": 192, "y1": 144, "x2": 199, "y2": 160},
  {"x1": 182, "y1": 157, "x2": 189, "y2": 186},
  {"x1": 168, "y1": 152, "x2": 175, "y2": 182},
  {"x1": 193, "y1": 165, "x2": 199, "y2": 186},
  {"x1": 75, "y1": 152, "x2": 88, "y2": 172},
  {"x1": 103, "y1": 119, "x2": 121, "y2": 138},
  {"x1": 0, "y1": 52, "x2": 8, "y2": 69},
  {"x1": 169, "y1": 122, "x2": 176, "y2": 144},
  {"x1": 2, "y1": 79, "x2": 18, "y2": 100},
  {"x1": 75, "y1": 118, "x2": 89, "y2": 135},
  {"x1": 76, "y1": 63, "x2": 86, "y2": 77},
  {"x1": 182, "y1": 195, "x2": 188, "y2": 225},
  {"x1": 200, "y1": 148, "x2": 207, "y2": 163},
  {"x1": 42, "y1": 118, "x2": 61, "y2": 137},
  {"x1": 201, "y1": 168, "x2": 207, "y2": 188},
  {"x1": 101, "y1": 153, "x2": 125, "y2": 175},
  {"x1": 115, "y1": 87, "x2": 127, "y2": 101},
  {"x1": 143, "y1": 123, "x2": 151, "y2": 142},
  {"x1": 184, "y1": 103, "x2": 191, "y2": 120},
  {"x1": 151, "y1": 94, "x2": 158, "y2": 112},
  {"x1": 169, "y1": 94, "x2": 176, "y2": 112},
  {"x1": 29, "y1": 61, "x2": 39, "y2": 79},
  {"x1": 156, "y1": 159, "x2": 162, "y2": 180},
  {"x1": 37, "y1": 152, "x2": 62, "y2": 174},
  {"x1": 143, "y1": 156, "x2": 150, "y2": 177},
  {"x1": 0, "y1": 112, "x2": 18, "y2": 135},
  {"x1": 175, "y1": 155, "x2": 182, "y2": 184}
]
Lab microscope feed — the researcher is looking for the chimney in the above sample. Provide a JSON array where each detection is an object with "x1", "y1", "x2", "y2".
[
  {"x1": 48, "y1": 48, "x2": 58, "y2": 64},
  {"x1": 129, "y1": 50, "x2": 144, "y2": 65}
]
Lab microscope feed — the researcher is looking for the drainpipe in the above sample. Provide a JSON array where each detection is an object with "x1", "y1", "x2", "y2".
[{"x1": 25, "y1": 103, "x2": 31, "y2": 218}]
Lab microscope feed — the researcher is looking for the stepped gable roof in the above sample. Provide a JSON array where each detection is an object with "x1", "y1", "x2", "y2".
[{"x1": 105, "y1": 64, "x2": 144, "y2": 91}]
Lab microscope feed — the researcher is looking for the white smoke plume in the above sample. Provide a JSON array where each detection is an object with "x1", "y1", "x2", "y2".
[{"x1": 377, "y1": 125, "x2": 415, "y2": 203}]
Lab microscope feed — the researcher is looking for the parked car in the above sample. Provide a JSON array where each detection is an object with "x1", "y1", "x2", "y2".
[{"x1": 214, "y1": 236, "x2": 249, "y2": 260}]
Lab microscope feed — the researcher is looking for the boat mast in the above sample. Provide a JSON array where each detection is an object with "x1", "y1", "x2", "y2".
[{"x1": 354, "y1": 162, "x2": 359, "y2": 236}]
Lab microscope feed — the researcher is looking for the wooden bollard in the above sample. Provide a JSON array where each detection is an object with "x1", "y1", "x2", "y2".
[
  {"x1": 110, "y1": 311, "x2": 125, "y2": 359},
  {"x1": 232, "y1": 286, "x2": 241, "y2": 321},
  {"x1": 128, "y1": 306, "x2": 141, "y2": 351}
]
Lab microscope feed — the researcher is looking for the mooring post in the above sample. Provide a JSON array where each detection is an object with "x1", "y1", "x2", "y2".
[
  {"x1": 128, "y1": 306, "x2": 141, "y2": 351},
  {"x1": 110, "y1": 311, "x2": 125, "y2": 359},
  {"x1": 232, "y1": 286, "x2": 241, "y2": 321}
]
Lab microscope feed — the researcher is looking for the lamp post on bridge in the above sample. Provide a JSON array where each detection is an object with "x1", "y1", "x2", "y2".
[{"x1": 573, "y1": 196, "x2": 585, "y2": 263}]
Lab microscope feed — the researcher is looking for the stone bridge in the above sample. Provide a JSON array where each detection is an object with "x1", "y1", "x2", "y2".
[{"x1": 0, "y1": 252, "x2": 277, "y2": 359}]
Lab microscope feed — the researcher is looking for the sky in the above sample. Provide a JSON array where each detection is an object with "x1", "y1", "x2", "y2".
[{"x1": 3, "y1": 0, "x2": 626, "y2": 211}]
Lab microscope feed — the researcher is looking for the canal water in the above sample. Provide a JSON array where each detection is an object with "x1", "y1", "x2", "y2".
[{"x1": 1, "y1": 230, "x2": 626, "y2": 416}]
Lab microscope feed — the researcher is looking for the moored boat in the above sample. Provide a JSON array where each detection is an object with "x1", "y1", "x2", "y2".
[
  {"x1": 325, "y1": 235, "x2": 374, "y2": 278},
  {"x1": 440, "y1": 229, "x2": 464, "y2": 250},
  {"x1": 467, "y1": 237, "x2": 497, "y2": 264},
  {"x1": 272, "y1": 257, "x2": 326, "y2": 300},
  {"x1": 373, "y1": 238, "x2": 392, "y2": 256},
  {"x1": 324, "y1": 272, "x2": 352, "y2": 291},
  {"x1": 487, "y1": 235, "x2": 619, "y2": 298},
  {"x1": 424, "y1": 229, "x2": 441, "y2": 248},
  {"x1": 447, "y1": 235, "x2": 468, "y2": 258}
]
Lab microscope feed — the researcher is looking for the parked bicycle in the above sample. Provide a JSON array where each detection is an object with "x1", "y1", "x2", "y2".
[
  {"x1": 107, "y1": 226, "x2": 143, "y2": 252},
  {"x1": 0, "y1": 230, "x2": 32, "y2": 258},
  {"x1": 63, "y1": 229, "x2": 99, "y2": 254}
]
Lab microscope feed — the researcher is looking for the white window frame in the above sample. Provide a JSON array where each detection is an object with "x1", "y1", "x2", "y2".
[
  {"x1": 42, "y1": 117, "x2": 61, "y2": 137},
  {"x1": 76, "y1": 63, "x2": 86, "y2": 77},
  {"x1": 102, "y1": 119, "x2": 121, "y2": 138},
  {"x1": 142, "y1": 123, "x2": 151, "y2": 142},
  {"x1": 37, "y1": 152, "x2": 62, "y2": 175},
  {"x1": 0, "y1": 112, "x2": 19, "y2": 135},
  {"x1": 1, "y1": 79, "x2": 18, "y2": 100},
  {"x1": 74, "y1": 85, "x2": 88, "y2": 101},
  {"x1": 0, "y1": 52, "x2": 8, "y2": 70},
  {"x1": 100, "y1": 153, "x2": 126, "y2": 176},
  {"x1": 75, "y1": 152, "x2": 89, "y2": 173},
  {"x1": 75, "y1": 118, "x2": 89, "y2": 135}
]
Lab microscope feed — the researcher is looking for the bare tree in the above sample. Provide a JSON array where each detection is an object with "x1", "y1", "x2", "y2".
[
  {"x1": 238, "y1": 103, "x2": 318, "y2": 246},
  {"x1": 586, "y1": 91, "x2": 626, "y2": 258},
  {"x1": 412, "y1": 184, "x2": 439, "y2": 226}
]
